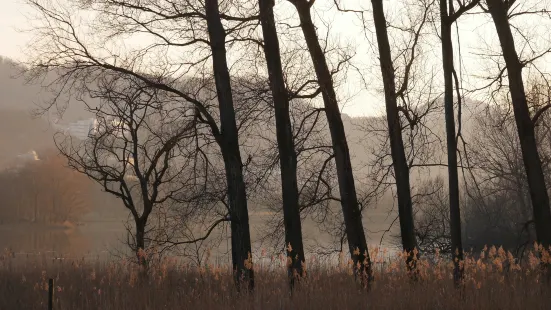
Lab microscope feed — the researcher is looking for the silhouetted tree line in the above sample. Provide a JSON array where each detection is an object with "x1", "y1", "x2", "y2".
[{"x1": 16, "y1": 0, "x2": 551, "y2": 291}]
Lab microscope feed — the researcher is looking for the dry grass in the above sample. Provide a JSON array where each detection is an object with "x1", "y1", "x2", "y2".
[{"x1": 1, "y1": 245, "x2": 550, "y2": 310}]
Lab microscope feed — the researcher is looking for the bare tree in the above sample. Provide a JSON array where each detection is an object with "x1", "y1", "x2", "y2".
[
  {"x1": 24, "y1": 0, "x2": 262, "y2": 289},
  {"x1": 483, "y1": 0, "x2": 551, "y2": 249},
  {"x1": 467, "y1": 78, "x2": 551, "y2": 256},
  {"x1": 204, "y1": 0, "x2": 255, "y2": 290},
  {"x1": 54, "y1": 73, "x2": 199, "y2": 267},
  {"x1": 332, "y1": 0, "x2": 443, "y2": 271},
  {"x1": 288, "y1": 0, "x2": 373, "y2": 284},
  {"x1": 258, "y1": 0, "x2": 305, "y2": 286},
  {"x1": 439, "y1": 0, "x2": 479, "y2": 285},
  {"x1": 405, "y1": 79, "x2": 551, "y2": 259},
  {"x1": 409, "y1": 176, "x2": 452, "y2": 255},
  {"x1": 369, "y1": 0, "x2": 438, "y2": 273},
  {"x1": 248, "y1": 95, "x2": 342, "y2": 263}
]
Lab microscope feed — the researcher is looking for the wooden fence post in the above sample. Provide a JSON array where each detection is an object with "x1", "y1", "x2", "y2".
[{"x1": 48, "y1": 278, "x2": 54, "y2": 310}]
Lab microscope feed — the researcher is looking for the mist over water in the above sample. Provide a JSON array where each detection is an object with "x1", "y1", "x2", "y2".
[
  {"x1": 0, "y1": 222, "x2": 122, "y2": 258},
  {"x1": 0, "y1": 194, "x2": 398, "y2": 267},
  {"x1": 0, "y1": 213, "x2": 396, "y2": 263}
]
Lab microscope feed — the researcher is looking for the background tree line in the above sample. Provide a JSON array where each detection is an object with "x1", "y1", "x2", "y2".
[{"x1": 0, "y1": 150, "x2": 92, "y2": 225}]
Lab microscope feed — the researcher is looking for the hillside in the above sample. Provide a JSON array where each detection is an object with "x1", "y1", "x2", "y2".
[
  {"x1": 0, "y1": 109, "x2": 55, "y2": 167},
  {"x1": 0, "y1": 56, "x2": 94, "y2": 120}
]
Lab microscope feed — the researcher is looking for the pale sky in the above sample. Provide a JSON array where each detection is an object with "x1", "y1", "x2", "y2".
[
  {"x1": 1, "y1": 0, "x2": 31, "y2": 61},
  {"x1": 1, "y1": 0, "x2": 550, "y2": 117}
]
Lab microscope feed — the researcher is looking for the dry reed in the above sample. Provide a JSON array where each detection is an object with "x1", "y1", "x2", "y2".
[{"x1": 1, "y1": 245, "x2": 550, "y2": 309}]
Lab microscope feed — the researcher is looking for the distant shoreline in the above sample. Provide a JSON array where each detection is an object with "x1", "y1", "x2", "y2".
[{"x1": 0, "y1": 221, "x2": 75, "y2": 230}]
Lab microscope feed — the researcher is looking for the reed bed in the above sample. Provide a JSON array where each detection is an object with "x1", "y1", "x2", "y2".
[{"x1": 1, "y1": 245, "x2": 550, "y2": 309}]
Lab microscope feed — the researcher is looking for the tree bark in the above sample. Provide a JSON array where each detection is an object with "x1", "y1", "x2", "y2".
[
  {"x1": 135, "y1": 217, "x2": 147, "y2": 265},
  {"x1": 440, "y1": 0, "x2": 464, "y2": 285},
  {"x1": 205, "y1": 0, "x2": 254, "y2": 291},
  {"x1": 134, "y1": 216, "x2": 149, "y2": 284},
  {"x1": 486, "y1": 0, "x2": 551, "y2": 247},
  {"x1": 290, "y1": 0, "x2": 372, "y2": 284},
  {"x1": 258, "y1": 0, "x2": 306, "y2": 287},
  {"x1": 371, "y1": 0, "x2": 418, "y2": 273}
]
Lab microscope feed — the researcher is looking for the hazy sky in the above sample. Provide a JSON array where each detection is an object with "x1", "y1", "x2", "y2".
[
  {"x1": 1, "y1": 0, "x2": 30, "y2": 60},
  {"x1": 1, "y1": 0, "x2": 550, "y2": 117}
]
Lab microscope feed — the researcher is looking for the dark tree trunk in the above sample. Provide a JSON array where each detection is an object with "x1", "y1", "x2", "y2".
[
  {"x1": 258, "y1": 0, "x2": 305, "y2": 287},
  {"x1": 134, "y1": 216, "x2": 149, "y2": 284},
  {"x1": 205, "y1": 0, "x2": 254, "y2": 291},
  {"x1": 440, "y1": 0, "x2": 463, "y2": 285},
  {"x1": 440, "y1": 0, "x2": 464, "y2": 285},
  {"x1": 371, "y1": 0, "x2": 418, "y2": 273},
  {"x1": 135, "y1": 217, "x2": 147, "y2": 265},
  {"x1": 290, "y1": 0, "x2": 373, "y2": 284},
  {"x1": 487, "y1": 0, "x2": 551, "y2": 247}
]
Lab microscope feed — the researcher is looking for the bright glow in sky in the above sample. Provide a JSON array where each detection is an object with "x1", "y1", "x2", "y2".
[{"x1": 2, "y1": 0, "x2": 550, "y2": 117}]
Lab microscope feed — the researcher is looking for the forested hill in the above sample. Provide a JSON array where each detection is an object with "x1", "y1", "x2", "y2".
[
  {"x1": 0, "y1": 55, "x2": 483, "y2": 188},
  {"x1": 0, "y1": 55, "x2": 490, "y2": 249}
]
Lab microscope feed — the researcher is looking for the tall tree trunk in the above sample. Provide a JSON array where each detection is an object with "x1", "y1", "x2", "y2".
[
  {"x1": 440, "y1": 0, "x2": 464, "y2": 285},
  {"x1": 487, "y1": 0, "x2": 551, "y2": 247},
  {"x1": 290, "y1": 0, "x2": 372, "y2": 284},
  {"x1": 258, "y1": 0, "x2": 305, "y2": 287},
  {"x1": 205, "y1": 0, "x2": 254, "y2": 291},
  {"x1": 371, "y1": 0, "x2": 418, "y2": 273}
]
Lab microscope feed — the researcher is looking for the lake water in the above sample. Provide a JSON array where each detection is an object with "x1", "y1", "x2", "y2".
[{"x1": 0, "y1": 209, "x2": 398, "y2": 263}]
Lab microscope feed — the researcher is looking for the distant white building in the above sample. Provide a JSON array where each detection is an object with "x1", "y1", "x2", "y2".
[
  {"x1": 16, "y1": 150, "x2": 40, "y2": 162},
  {"x1": 52, "y1": 118, "x2": 98, "y2": 140},
  {"x1": 57, "y1": 117, "x2": 130, "y2": 141},
  {"x1": 67, "y1": 118, "x2": 99, "y2": 140},
  {"x1": 7, "y1": 150, "x2": 41, "y2": 171}
]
